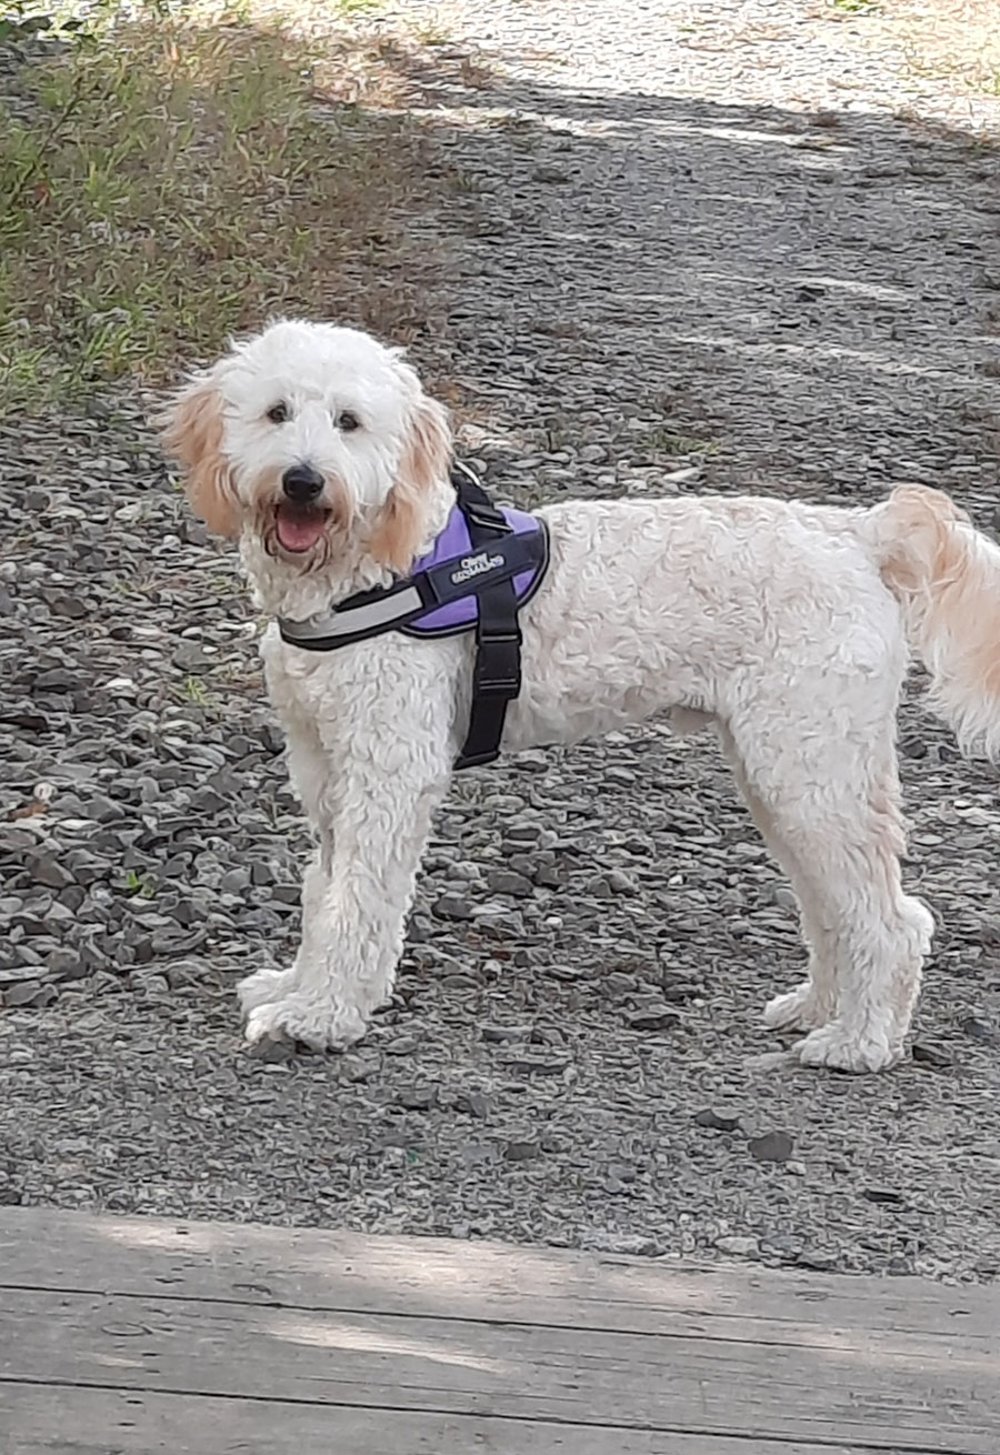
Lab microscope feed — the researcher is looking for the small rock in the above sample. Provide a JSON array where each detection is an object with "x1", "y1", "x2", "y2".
[
  {"x1": 693, "y1": 1108, "x2": 742, "y2": 1133},
  {"x1": 504, "y1": 1139, "x2": 541, "y2": 1162},
  {"x1": 486, "y1": 868, "x2": 534, "y2": 898},
  {"x1": 1, "y1": 704, "x2": 50, "y2": 731},
  {"x1": 132, "y1": 969, "x2": 170, "y2": 993},
  {"x1": 33, "y1": 667, "x2": 79, "y2": 691},
  {"x1": 658, "y1": 969, "x2": 702, "y2": 1001},
  {"x1": 585, "y1": 1232, "x2": 661, "y2": 1257},
  {"x1": 762, "y1": 1234, "x2": 804, "y2": 1261},
  {"x1": 481, "y1": 1022, "x2": 532, "y2": 1044},
  {"x1": 247, "y1": 1037, "x2": 296, "y2": 1064},
  {"x1": 961, "y1": 1016, "x2": 998, "y2": 1045},
  {"x1": 748, "y1": 1131, "x2": 794, "y2": 1164},
  {"x1": 339, "y1": 1051, "x2": 380, "y2": 1082},
  {"x1": 503, "y1": 822, "x2": 542, "y2": 844},
  {"x1": 434, "y1": 894, "x2": 473, "y2": 921},
  {"x1": 192, "y1": 787, "x2": 228, "y2": 816},
  {"x1": 605, "y1": 768, "x2": 637, "y2": 788},
  {"x1": 219, "y1": 867, "x2": 251, "y2": 896},
  {"x1": 607, "y1": 868, "x2": 638, "y2": 894},
  {"x1": 627, "y1": 1007, "x2": 681, "y2": 1032},
  {"x1": 534, "y1": 862, "x2": 567, "y2": 888},
  {"x1": 453, "y1": 1091, "x2": 490, "y2": 1118},
  {"x1": 45, "y1": 948, "x2": 85, "y2": 981},
  {"x1": 165, "y1": 960, "x2": 205, "y2": 989},
  {"x1": 862, "y1": 1187, "x2": 905, "y2": 1206},
  {"x1": 546, "y1": 963, "x2": 590, "y2": 982},
  {"x1": 384, "y1": 1034, "x2": 422, "y2": 1056},
  {"x1": 714, "y1": 1235, "x2": 760, "y2": 1257},
  {"x1": 397, "y1": 1085, "x2": 438, "y2": 1111},
  {"x1": 796, "y1": 1249, "x2": 841, "y2": 1272},
  {"x1": 47, "y1": 593, "x2": 88, "y2": 619},
  {"x1": 501, "y1": 1054, "x2": 570, "y2": 1077},
  {"x1": 460, "y1": 1143, "x2": 499, "y2": 1168},
  {"x1": 585, "y1": 874, "x2": 614, "y2": 898},
  {"x1": 82, "y1": 794, "x2": 124, "y2": 824},
  {"x1": 172, "y1": 642, "x2": 210, "y2": 673},
  {"x1": 2, "y1": 979, "x2": 57, "y2": 1009},
  {"x1": 912, "y1": 1041, "x2": 953, "y2": 1068},
  {"x1": 28, "y1": 855, "x2": 74, "y2": 890}
]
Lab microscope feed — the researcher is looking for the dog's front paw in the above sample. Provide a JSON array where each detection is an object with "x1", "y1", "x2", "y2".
[
  {"x1": 763, "y1": 981, "x2": 831, "y2": 1033},
  {"x1": 237, "y1": 966, "x2": 296, "y2": 1015},
  {"x1": 794, "y1": 1021, "x2": 903, "y2": 1074},
  {"x1": 243, "y1": 991, "x2": 370, "y2": 1053}
]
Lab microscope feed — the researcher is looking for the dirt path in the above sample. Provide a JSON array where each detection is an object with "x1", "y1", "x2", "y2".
[{"x1": 2, "y1": 1, "x2": 999, "y2": 1279}]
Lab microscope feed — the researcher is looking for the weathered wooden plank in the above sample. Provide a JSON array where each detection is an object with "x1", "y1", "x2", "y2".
[
  {"x1": 1, "y1": 1207, "x2": 996, "y2": 1342},
  {"x1": 0, "y1": 1383, "x2": 902, "y2": 1455},
  {"x1": 0, "y1": 1286, "x2": 995, "y2": 1453}
]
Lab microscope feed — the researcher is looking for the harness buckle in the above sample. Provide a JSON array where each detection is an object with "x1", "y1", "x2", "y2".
[{"x1": 473, "y1": 629, "x2": 522, "y2": 697}]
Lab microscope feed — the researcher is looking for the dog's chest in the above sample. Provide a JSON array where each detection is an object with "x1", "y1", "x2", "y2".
[
  {"x1": 259, "y1": 624, "x2": 360, "y2": 727},
  {"x1": 259, "y1": 622, "x2": 461, "y2": 741}
]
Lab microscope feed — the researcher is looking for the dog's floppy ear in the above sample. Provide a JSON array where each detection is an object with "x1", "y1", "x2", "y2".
[
  {"x1": 160, "y1": 370, "x2": 241, "y2": 539},
  {"x1": 370, "y1": 389, "x2": 452, "y2": 573}
]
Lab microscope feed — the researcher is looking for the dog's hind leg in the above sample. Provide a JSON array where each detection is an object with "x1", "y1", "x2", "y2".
[
  {"x1": 725, "y1": 708, "x2": 933, "y2": 1073},
  {"x1": 717, "y1": 724, "x2": 836, "y2": 1034}
]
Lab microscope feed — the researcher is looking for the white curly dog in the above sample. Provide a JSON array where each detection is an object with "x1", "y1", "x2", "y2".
[{"x1": 162, "y1": 318, "x2": 1000, "y2": 1073}]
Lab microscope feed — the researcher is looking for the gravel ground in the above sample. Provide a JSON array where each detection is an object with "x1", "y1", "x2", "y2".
[{"x1": 3, "y1": 0, "x2": 1000, "y2": 1281}]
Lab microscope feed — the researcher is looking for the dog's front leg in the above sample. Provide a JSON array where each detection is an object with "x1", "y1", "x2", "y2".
[{"x1": 240, "y1": 693, "x2": 455, "y2": 1053}]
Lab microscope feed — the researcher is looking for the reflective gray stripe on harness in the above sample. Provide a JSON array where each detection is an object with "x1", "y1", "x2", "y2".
[
  {"x1": 278, "y1": 465, "x2": 550, "y2": 769},
  {"x1": 280, "y1": 583, "x2": 425, "y2": 643}
]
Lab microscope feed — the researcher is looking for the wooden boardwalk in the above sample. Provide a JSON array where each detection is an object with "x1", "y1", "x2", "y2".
[{"x1": 1, "y1": 1207, "x2": 997, "y2": 1453}]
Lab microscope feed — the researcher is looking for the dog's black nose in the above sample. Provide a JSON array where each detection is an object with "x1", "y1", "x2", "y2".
[{"x1": 282, "y1": 464, "x2": 325, "y2": 503}]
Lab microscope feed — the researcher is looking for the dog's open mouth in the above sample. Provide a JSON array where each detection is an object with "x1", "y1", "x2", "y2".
[{"x1": 274, "y1": 502, "x2": 330, "y2": 554}]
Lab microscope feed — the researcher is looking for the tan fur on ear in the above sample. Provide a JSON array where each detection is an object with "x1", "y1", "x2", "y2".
[
  {"x1": 371, "y1": 393, "x2": 452, "y2": 572},
  {"x1": 160, "y1": 376, "x2": 241, "y2": 539}
]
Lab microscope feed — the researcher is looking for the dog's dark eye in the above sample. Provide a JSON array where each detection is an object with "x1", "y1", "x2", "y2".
[
  {"x1": 337, "y1": 410, "x2": 360, "y2": 433},
  {"x1": 267, "y1": 402, "x2": 289, "y2": 424}
]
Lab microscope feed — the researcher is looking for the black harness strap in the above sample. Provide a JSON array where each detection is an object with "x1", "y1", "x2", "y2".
[{"x1": 451, "y1": 472, "x2": 522, "y2": 771}]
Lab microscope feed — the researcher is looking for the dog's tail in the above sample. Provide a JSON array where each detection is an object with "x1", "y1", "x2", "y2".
[{"x1": 866, "y1": 484, "x2": 1000, "y2": 759}]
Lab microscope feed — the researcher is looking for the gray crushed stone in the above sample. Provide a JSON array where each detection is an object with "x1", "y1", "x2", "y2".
[{"x1": 2, "y1": 0, "x2": 1000, "y2": 1281}]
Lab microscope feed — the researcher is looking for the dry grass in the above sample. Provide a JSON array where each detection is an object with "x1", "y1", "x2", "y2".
[
  {"x1": 828, "y1": 0, "x2": 1000, "y2": 99},
  {"x1": 0, "y1": 2, "x2": 454, "y2": 417},
  {"x1": 895, "y1": 1, "x2": 1000, "y2": 95}
]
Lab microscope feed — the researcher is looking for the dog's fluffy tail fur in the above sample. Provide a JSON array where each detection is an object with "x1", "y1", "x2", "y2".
[{"x1": 866, "y1": 484, "x2": 1000, "y2": 760}]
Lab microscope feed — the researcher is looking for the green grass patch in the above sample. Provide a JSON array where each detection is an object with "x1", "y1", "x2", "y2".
[
  {"x1": 829, "y1": 0, "x2": 881, "y2": 14},
  {"x1": 0, "y1": 2, "x2": 443, "y2": 417}
]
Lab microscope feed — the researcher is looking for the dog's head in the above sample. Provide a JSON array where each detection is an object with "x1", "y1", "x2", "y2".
[{"x1": 160, "y1": 319, "x2": 452, "y2": 577}]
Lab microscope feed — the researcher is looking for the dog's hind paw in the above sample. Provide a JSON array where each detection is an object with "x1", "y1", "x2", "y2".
[
  {"x1": 237, "y1": 966, "x2": 296, "y2": 1015},
  {"x1": 794, "y1": 1021, "x2": 903, "y2": 1074},
  {"x1": 244, "y1": 991, "x2": 369, "y2": 1053},
  {"x1": 763, "y1": 981, "x2": 831, "y2": 1033}
]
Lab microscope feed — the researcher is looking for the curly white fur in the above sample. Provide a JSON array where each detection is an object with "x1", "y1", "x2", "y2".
[{"x1": 161, "y1": 318, "x2": 1000, "y2": 1073}]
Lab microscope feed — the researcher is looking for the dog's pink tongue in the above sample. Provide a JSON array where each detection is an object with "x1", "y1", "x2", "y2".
[{"x1": 276, "y1": 504, "x2": 326, "y2": 553}]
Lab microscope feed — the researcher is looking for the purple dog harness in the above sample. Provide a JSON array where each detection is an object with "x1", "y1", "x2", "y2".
[{"x1": 278, "y1": 463, "x2": 550, "y2": 769}]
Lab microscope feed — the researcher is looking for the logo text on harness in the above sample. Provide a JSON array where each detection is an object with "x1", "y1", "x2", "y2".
[{"x1": 450, "y1": 550, "x2": 505, "y2": 585}]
